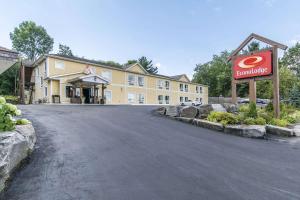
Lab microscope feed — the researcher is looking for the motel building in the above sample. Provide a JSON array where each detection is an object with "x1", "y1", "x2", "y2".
[{"x1": 28, "y1": 54, "x2": 208, "y2": 105}]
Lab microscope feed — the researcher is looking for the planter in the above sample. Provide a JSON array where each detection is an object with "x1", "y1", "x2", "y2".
[
  {"x1": 193, "y1": 119, "x2": 224, "y2": 131},
  {"x1": 224, "y1": 125, "x2": 266, "y2": 138},
  {"x1": 266, "y1": 125, "x2": 294, "y2": 137}
]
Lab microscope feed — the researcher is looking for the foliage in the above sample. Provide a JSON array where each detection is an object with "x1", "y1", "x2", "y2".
[
  {"x1": 238, "y1": 104, "x2": 249, "y2": 113},
  {"x1": 280, "y1": 42, "x2": 300, "y2": 77},
  {"x1": 254, "y1": 117, "x2": 267, "y2": 125},
  {"x1": 247, "y1": 102, "x2": 258, "y2": 118},
  {"x1": 0, "y1": 96, "x2": 22, "y2": 131},
  {"x1": 16, "y1": 118, "x2": 30, "y2": 125},
  {"x1": 288, "y1": 84, "x2": 300, "y2": 108},
  {"x1": 1, "y1": 95, "x2": 19, "y2": 104},
  {"x1": 126, "y1": 60, "x2": 138, "y2": 65},
  {"x1": 257, "y1": 110, "x2": 273, "y2": 123},
  {"x1": 207, "y1": 111, "x2": 239, "y2": 126},
  {"x1": 138, "y1": 56, "x2": 158, "y2": 74},
  {"x1": 105, "y1": 61, "x2": 123, "y2": 68},
  {"x1": 243, "y1": 117, "x2": 256, "y2": 125},
  {"x1": 0, "y1": 63, "x2": 20, "y2": 95},
  {"x1": 193, "y1": 51, "x2": 232, "y2": 97},
  {"x1": 58, "y1": 44, "x2": 73, "y2": 56},
  {"x1": 10, "y1": 21, "x2": 54, "y2": 60},
  {"x1": 270, "y1": 118, "x2": 289, "y2": 127},
  {"x1": 265, "y1": 102, "x2": 274, "y2": 112}
]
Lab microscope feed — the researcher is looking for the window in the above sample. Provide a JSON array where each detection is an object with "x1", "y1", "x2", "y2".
[
  {"x1": 180, "y1": 97, "x2": 184, "y2": 103},
  {"x1": 196, "y1": 97, "x2": 199, "y2": 102},
  {"x1": 104, "y1": 90, "x2": 112, "y2": 103},
  {"x1": 138, "y1": 94, "x2": 145, "y2": 104},
  {"x1": 185, "y1": 97, "x2": 188, "y2": 102},
  {"x1": 196, "y1": 86, "x2": 202, "y2": 93},
  {"x1": 200, "y1": 97, "x2": 202, "y2": 102},
  {"x1": 128, "y1": 74, "x2": 135, "y2": 85},
  {"x1": 158, "y1": 95, "x2": 164, "y2": 104},
  {"x1": 165, "y1": 81, "x2": 170, "y2": 90},
  {"x1": 180, "y1": 84, "x2": 184, "y2": 91},
  {"x1": 196, "y1": 86, "x2": 199, "y2": 93},
  {"x1": 55, "y1": 61, "x2": 65, "y2": 69},
  {"x1": 35, "y1": 68, "x2": 39, "y2": 84},
  {"x1": 128, "y1": 93, "x2": 135, "y2": 103},
  {"x1": 102, "y1": 71, "x2": 112, "y2": 81},
  {"x1": 40, "y1": 76, "x2": 43, "y2": 88},
  {"x1": 199, "y1": 86, "x2": 202, "y2": 93},
  {"x1": 66, "y1": 86, "x2": 74, "y2": 98},
  {"x1": 44, "y1": 87, "x2": 48, "y2": 97},
  {"x1": 44, "y1": 61, "x2": 48, "y2": 77},
  {"x1": 158, "y1": 80, "x2": 164, "y2": 89},
  {"x1": 138, "y1": 76, "x2": 144, "y2": 87},
  {"x1": 165, "y1": 96, "x2": 170, "y2": 104},
  {"x1": 185, "y1": 84, "x2": 188, "y2": 92}
]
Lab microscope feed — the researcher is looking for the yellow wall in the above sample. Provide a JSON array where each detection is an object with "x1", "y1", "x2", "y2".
[{"x1": 32, "y1": 56, "x2": 208, "y2": 105}]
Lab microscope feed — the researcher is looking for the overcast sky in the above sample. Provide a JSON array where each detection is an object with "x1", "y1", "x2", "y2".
[{"x1": 1, "y1": 0, "x2": 300, "y2": 78}]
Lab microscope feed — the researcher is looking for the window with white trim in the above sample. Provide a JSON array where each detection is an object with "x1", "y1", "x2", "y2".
[
  {"x1": 199, "y1": 86, "x2": 202, "y2": 93},
  {"x1": 196, "y1": 86, "x2": 202, "y2": 93},
  {"x1": 44, "y1": 87, "x2": 48, "y2": 97},
  {"x1": 44, "y1": 61, "x2": 48, "y2": 77},
  {"x1": 165, "y1": 81, "x2": 170, "y2": 90},
  {"x1": 75, "y1": 88, "x2": 81, "y2": 97},
  {"x1": 104, "y1": 90, "x2": 112, "y2": 103},
  {"x1": 138, "y1": 76, "x2": 144, "y2": 87},
  {"x1": 196, "y1": 97, "x2": 199, "y2": 102},
  {"x1": 185, "y1": 84, "x2": 188, "y2": 92},
  {"x1": 180, "y1": 97, "x2": 184, "y2": 103},
  {"x1": 128, "y1": 74, "x2": 135, "y2": 85},
  {"x1": 157, "y1": 80, "x2": 164, "y2": 89},
  {"x1": 180, "y1": 84, "x2": 184, "y2": 91},
  {"x1": 128, "y1": 93, "x2": 135, "y2": 103},
  {"x1": 138, "y1": 94, "x2": 145, "y2": 104},
  {"x1": 158, "y1": 95, "x2": 164, "y2": 104},
  {"x1": 40, "y1": 76, "x2": 43, "y2": 88},
  {"x1": 185, "y1": 97, "x2": 188, "y2": 102},
  {"x1": 165, "y1": 96, "x2": 170, "y2": 104},
  {"x1": 55, "y1": 61, "x2": 65, "y2": 69},
  {"x1": 102, "y1": 71, "x2": 112, "y2": 81}
]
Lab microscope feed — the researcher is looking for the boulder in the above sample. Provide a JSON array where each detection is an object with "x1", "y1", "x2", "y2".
[
  {"x1": 156, "y1": 107, "x2": 166, "y2": 115},
  {"x1": 293, "y1": 125, "x2": 300, "y2": 137},
  {"x1": 179, "y1": 106, "x2": 198, "y2": 118},
  {"x1": 0, "y1": 124, "x2": 36, "y2": 192},
  {"x1": 222, "y1": 103, "x2": 238, "y2": 113},
  {"x1": 165, "y1": 106, "x2": 181, "y2": 117},
  {"x1": 224, "y1": 125, "x2": 266, "y2": 138},
  {"x1": 266, "y1": 125, "x2": 294, "y2": 137},
  {"x1": 193, "y1": 119, "x2": 224, "y2": 131},
  {"x1": 197, "y1": 104, "x2": 226, "y2": 119}
]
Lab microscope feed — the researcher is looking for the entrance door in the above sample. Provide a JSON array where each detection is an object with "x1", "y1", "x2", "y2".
[{"x1": 82, "y1": 88, "x2": 91, "y2": 104}]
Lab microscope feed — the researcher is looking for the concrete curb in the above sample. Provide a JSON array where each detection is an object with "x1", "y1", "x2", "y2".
[{"x1": 0, "y1": 124, "x2": 36, "y2": 192}]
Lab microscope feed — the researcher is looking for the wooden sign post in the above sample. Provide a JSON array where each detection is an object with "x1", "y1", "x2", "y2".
[{"x1": 228, "y1": 33, "x2": 287, "y2": 118}]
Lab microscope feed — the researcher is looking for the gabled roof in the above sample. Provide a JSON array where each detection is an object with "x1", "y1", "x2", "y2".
[
  {"x1": 68, "y1": 74, "x2": 110, "y2": 85},
  {"x1": 122, "y1": 62, "x2": 148, "y2": 74},
  {"x1": 0, "y1": 46, "x2": 19, "y2": 54},
  {"x1": 170, "y1": 74, "x2": 190, "y2": 82},
  {"x1": 227, "y1": 33, "x2": 288, "y2": 61}
]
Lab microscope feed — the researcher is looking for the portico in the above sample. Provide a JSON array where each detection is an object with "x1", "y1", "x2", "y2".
[{"x1": 67, "y1": 74, "x2": 110, "y2": 104}]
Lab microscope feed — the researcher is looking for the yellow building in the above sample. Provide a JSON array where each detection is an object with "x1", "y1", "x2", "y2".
[{"x1": 30, "y1": 54, "x2": 208, "y2": 105}]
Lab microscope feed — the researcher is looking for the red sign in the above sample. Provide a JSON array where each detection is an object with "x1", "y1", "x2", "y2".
[{"x1": 233, "y1": 50, "x2": 272, "y2": 79}]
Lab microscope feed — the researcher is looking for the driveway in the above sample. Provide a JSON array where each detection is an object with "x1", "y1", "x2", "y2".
[{"x1": 1, "y1": 105, "x2": 300, "y2": 200}]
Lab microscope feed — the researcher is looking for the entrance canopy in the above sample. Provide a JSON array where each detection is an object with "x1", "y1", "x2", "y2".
[{"x1": 68, "y1": 74, "x2": 110, "y2": 87}]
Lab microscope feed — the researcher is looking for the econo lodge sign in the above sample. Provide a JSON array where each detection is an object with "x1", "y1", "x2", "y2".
[{"x1": 233, "y1": 50, "x2": 273, "y2": 79}]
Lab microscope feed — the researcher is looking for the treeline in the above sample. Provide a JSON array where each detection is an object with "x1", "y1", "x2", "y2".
[{"x1": 192, "y1": 42, "x2": 300, "y2": 106}]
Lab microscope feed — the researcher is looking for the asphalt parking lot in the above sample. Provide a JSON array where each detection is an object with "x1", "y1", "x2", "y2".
[{"x1": 1, "y1": 105, "x2": 300, "y2": 200}]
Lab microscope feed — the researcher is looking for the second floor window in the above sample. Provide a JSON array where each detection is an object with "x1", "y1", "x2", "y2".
[
  {"x1": 185, "y1": 84, "x2": 188, "y2": 92},
  {"x1": 196, "y1": 86, "x2": 202, "y2": 93},
  {"x1": 128, "y1": 74, "x2": 135, "y2": 85},
  {"x1": 180, "y1": 97, "x2": 184, "y2": 103},
  {"x1": 44, "y1": 61, "x2": 48, "y2": 77},
  {"x1": 102, "y1": 71, "x2": 112, "y2": 81},
  {"x1": 158, "y1": 80, "x2": 164, "y2": 89},
  {"x1": 138, "y1": 76, "x2": 144, "y2": 87},
  {"x1": 180, "y1": 84, "x2": 184, "y2": 91},
  {"x1": 165, "y1": 81, "x2": 170, "y2": 90}
]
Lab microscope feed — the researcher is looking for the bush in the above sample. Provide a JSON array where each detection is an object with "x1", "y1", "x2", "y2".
[
  {"x1": 243, "y1": 118, "x2": 256, "y2": 125},
  {"x1": 16, "y1": 119, "x2": 30, "y2": 125},
  {"x1": 265, "y1": 102, "x2": 273, "y2": 112},
  {"x1": 248, "y1": 101, "x2": 258, "y2": 118},
  {"x1": 254, "y1": 117, "x2": 267, "y2": 125},
  {"x1": 2, "y1": 95, "x2": 19, "y2": 104},
  {"x1": 257, "y1": 110, "x2": 273, "y2": 123},
  {"x1": 270, "y1": 118, "x2": 289, "y2": 127},
  {"x1": 0, "y1": 96, "x2": 26, "y2": 132},
  {"x1": 207, "y1": 111, "x2": 239, "y2": 126},
  {"x1": 238, "y1": 104, "x2": 249, "y2": 113}
]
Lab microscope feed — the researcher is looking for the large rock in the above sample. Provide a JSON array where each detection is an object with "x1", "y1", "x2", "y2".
[
  {"x1": 0, "y1": 124, "x2": 36, "y2": 192},
  {"x1": 193, "y1": 119, "x2": 224, "y2": 131},
  {"x1": 266, "y1": 125, "x2": 294, "y2": 137},
  {"x1": 293, "y1": 125, "x2": 300, "y2": 137},
  {"x1": 179, "y1": 106, "x2": 198, "y2": 118},
  {"x1": 198, "y1": 104, "x2": 226, "y2": 119},
  {"x1": 165, "y1": 106, "x2": 181, "y2": 117},
  {"x1": 224, "y1": 125, "x2": 266, "y2": 138},
  {"x1": 222, "y1": 103, "x2": 238, "y2": 113}
]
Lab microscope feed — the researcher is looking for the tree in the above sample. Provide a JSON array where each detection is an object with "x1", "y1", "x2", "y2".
[
  {"x1": 193, "y1": 51, "x2": 232, "y2": 97},
  {"x1": 10, "y1": 21, "x2": 54, "y2": 60},
  {"x1": 58, "y1": 44, "x2": 73, "y2": 56},
  {"x1": 126, "y1": 60, "x2": 138, "y2": 65},
  {"x1": 0, "y1": 63, "x2": 20, "y2": 95},
  {"x1": 280, "y1": 42, "x2": 300, "y2": 76},
  {"x1": 138, "y1": 56, "x2": 158, "y2": 74}
]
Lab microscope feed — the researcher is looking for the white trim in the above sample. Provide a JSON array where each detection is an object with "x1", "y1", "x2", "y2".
[{"x1": 125, "y1": 63, "x2": 148, "y2": 74}]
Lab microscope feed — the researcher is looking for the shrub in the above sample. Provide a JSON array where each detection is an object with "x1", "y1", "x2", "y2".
[
  {"x1": 243, "y1": 118, "x2": 256, "y2": 125},
  {"x1": 16, "y1": 119, "x2": 31, "y2": 125},
  {"x1": 258, "y1": 110, "x2": 273, "y2": 123},
  {"x1": 254, "y1": 117, "x2": 267, "y2": 125},
  {"x1": 207, "y1": 111, "x2": 239, "y2": 126},
  {"x1": 238, "y1": 104, "x2": 249, "y2": 113},
  {"x1": 0, "y1": 96, "x2": 25, "y2": 132},
  {"x1": 248, "y1": 101, "x2": 258, "y2": 118},
  {"x1": 265, "y1": 102, "x2": 273, "y2": 112},
  {"x1": 270, "y1": 118, "x2": 289, "y2": 127}
]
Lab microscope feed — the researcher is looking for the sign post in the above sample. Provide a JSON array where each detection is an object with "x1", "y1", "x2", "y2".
[{"x1": 228, "y1": 33, "x2": 287, "y2": 118}]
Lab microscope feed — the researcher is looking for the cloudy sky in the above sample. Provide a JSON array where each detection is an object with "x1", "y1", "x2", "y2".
[{"x1": 1, "y1": 0, "x2": 300, "y2": 78}]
